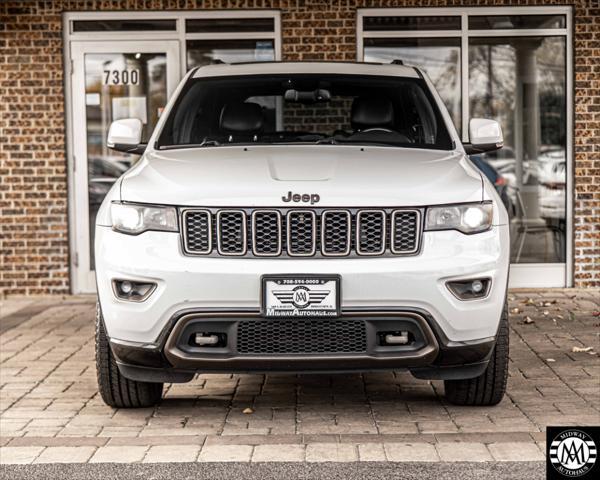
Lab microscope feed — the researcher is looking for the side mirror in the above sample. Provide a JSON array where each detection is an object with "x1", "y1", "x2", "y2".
[
  {"x1": 107, "y1": 118, "x2": 146, "y2": 154},
  {"x1": 464, "y1": 118, "x2": 503, "y2": 155}
]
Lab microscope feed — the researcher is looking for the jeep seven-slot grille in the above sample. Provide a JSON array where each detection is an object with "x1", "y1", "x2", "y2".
[
  {"x1": 287, "y1": 211, "x2": 316, "y2": 256},
  {"x1": 237, "y1": 319, "x2": 367, "y2": 354},
  {"x1": 182, "y1": 208, "x2": 421, "y2": 258}
]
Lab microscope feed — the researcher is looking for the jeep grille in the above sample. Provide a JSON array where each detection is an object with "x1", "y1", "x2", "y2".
[{"x1": 181, "y1": 208, "x2": 421, "y2": 258}]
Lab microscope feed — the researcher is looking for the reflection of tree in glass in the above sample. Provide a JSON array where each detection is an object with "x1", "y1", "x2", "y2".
[
  {"x1": 469, "y1": 43, "x2": 517, "y2": 148},
  {"x1": 430, "y1": 49, "x2": 460, "y2": 129},
  {"x1": 469, "y1": 37, "x2": 565, "y2": 153},
  {"x1": 363, "y1": 40, "x2": 462, "y2": 132},
  {"x1": 536, "y1": 38, "x2": 566, "y2": 147}
]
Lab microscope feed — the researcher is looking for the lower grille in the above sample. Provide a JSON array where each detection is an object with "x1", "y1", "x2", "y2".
[{"x1": 237, "y1": 319, "x2": 367, "y2": 354}]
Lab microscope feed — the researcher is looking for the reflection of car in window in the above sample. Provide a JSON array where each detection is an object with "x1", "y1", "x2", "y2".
[
  {"x1": 89, "y1": 156, "x2": 128, "y2": 179},
  {"x1": 88, "y1": 157, "x2": 128, "y2": 209},
  {"x1": 94, "y1": 62, "x2": 511, "y2": 409},
  {"x1": 538, "y1": 159, "x2": 566, "y2": 262},
  {"x1": 479, "y1": 146, "x2": 532, "y2": 187},
  {"x1": 538, "y1": 160, "x2": 566, "y2": 220},
  {"x1": 469, "y1": 155, "x2": 514, "y2": 217}
]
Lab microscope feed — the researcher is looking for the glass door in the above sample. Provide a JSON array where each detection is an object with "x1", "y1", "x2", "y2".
[{"x1": 70, "y1": 41, "x2": 180, "y2": 293}]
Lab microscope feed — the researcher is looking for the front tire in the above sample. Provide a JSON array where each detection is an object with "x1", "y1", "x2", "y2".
[
  {"x1": 95, "y1": 304, "x2": 163, "y2": 408},
  {"x1": 444, "y1": 303, "x2": 509, "y2": 406}
]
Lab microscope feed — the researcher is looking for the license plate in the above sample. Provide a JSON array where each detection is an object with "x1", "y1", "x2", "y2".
[{"x1": 262, "y1": 275, "x2": 341, "y2": 318}]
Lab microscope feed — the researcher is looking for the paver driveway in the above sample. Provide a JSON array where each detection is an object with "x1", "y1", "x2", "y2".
[{"x1": 0, "y1": 289, "x2": 598, "y2": 464}]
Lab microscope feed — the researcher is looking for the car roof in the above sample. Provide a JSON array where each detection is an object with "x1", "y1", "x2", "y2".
[{"x1": 191, "y1": 61, "x2": 421, "y2": 79}]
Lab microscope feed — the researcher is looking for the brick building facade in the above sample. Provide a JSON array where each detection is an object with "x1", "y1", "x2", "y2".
[{"x1": 0, "y1": 0, "x2": 598, "y2": 295}]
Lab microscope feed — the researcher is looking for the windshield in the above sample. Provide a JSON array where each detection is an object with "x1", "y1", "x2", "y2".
[{"x1": 157, "y1": 74, "x2": 454, "y2": 150}]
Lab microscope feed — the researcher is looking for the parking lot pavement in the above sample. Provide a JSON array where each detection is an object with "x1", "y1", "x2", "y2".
[
  {"x1": 0, "y1": 461, "x2": 546, "y2": 480},
  {"x1": 0, "y1": 290, "x2": 598, "y2": 465}
]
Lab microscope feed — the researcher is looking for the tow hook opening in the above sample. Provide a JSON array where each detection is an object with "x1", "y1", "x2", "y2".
[
  {"x1": 191, "y1": 332, "x2": 227, "y2": 348},
  {"x1": 379, "y1": 330, "x2": 414, "y2": 346}
]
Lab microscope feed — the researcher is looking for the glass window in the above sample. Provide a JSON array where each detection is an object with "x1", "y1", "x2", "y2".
[
  {"x1": 157, "y1": 74, "x2": 453, "y2": 150},
  {"x1": 469, "y1": 36, "x2": 566, "y2": 263},
  {"x1": 186, "y1": 39, "x2": 275, "y2": 69},
  {"x1": 73, "y1": 19, "x2": 176, "y2": 32},
  {"x1": 363, "y1": 16, "x2": 461, "y2": 31},
  {"x1": 186, "y1": 17, "x2": 274, "y2": 33},
  {"x1": 468, "y1": 15, "x2": 566, "y2": 30},
  {"x1": 363, "y1": 38, "x2": 462, "y2": 134}
]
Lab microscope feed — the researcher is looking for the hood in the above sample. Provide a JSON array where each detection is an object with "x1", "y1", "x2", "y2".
[{"x1": 120, "y1": 145, "x2": 483, "y2": 207}]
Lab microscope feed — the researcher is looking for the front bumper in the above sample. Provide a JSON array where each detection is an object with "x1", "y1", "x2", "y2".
[
  {"x1": 107, "y1": 308, "x2": 496, "y2": 382},
  {"x1": 95, "y1": 225, "x2": 510, "y2": 346}
]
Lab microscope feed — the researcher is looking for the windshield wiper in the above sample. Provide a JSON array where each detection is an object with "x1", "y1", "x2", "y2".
[
  {"x1": 315, "y1": 137, "x2": 339, "y2": 145},
  {"x1": 315, "y1": 137, "x2": 406, "y2": 147},
  {"x1": 158, "y1": 139, "x2": 221, "y2": 150}
]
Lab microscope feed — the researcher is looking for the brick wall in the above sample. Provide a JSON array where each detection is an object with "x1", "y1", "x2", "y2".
[{"x1": 0, "y1": 0, "x2": 598, "y2": 295}]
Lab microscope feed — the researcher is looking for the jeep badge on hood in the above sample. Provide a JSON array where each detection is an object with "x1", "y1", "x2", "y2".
[{"x1": 281, "y1": 191, "x2": 321, "y2": 204}]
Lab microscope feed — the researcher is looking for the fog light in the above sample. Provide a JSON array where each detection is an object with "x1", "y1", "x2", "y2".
[
  {"x1": 447, "y1": 278, "x2": 491, "y2": 300},
  {"x1": 120, "y1": 281, "x2": 133, "y2": 294},
  {"x1": 471, "y1": 279, "x2": 484, "y2": 294},
  {"x1": 112, "y1": 279, "x2": 156, "y2": 302}
]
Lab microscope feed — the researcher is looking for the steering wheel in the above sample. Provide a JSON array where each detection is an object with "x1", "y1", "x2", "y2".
[{"x1": 362, "y1": 127, "x2": 394, "y2": 133}]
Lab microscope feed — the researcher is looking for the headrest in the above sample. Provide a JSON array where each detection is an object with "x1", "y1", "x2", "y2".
[
  {"x1": 219, "y1": 102, "x2": 264, "y2": 134},
  {"x1": 351, "y1": 97, "x2": 394, "y2": 130}
]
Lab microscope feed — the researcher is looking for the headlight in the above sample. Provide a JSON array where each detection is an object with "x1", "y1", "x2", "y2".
[
  {"x1": 425, "y1": 202, "x2": 493, "y2": 234},
  {"x1": 111, "y1": 203, "x2": 178, "y2": 235}
]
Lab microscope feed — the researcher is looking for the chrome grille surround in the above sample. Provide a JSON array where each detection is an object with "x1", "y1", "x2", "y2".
[
  {"x1": 391, "y1": 209, "x2": 421, "y2": 254},
  {"x1": 321, "y1": 209, "x2": 352, "y2": 256},
  {"x1": 216, "y1": 210, "x2": 247, "y2": 256},
  {"x1": 182, "y1": 209, "x2": 212, "y2": 255},
  {"x1": 356, "y1": 210, "x2": 386, "y2": 256},
  {"x1": 286, "y1": 210, "x2": 317, "y2": 256},
  {"x1": 251, "y1": 210, "x2": 282, "y2": 256},
  {"x1": 181, "y1": 207, "x2": 422, "y2": 258}
]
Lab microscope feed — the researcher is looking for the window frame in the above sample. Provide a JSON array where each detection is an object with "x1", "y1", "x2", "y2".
[
  {"x1": 65, "y1": 10, "x2": 282, "y2": 78},
  {"x1": 357, "y1": 6, "x2": 573, "y2": 287}
]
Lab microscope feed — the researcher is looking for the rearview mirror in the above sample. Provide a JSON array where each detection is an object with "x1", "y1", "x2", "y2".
[
  {"x1": 107, "y1": 118, "x2": 146, "y2": 154},
  {"x1": 464, "y1": 118, "x2": 503, "y2": 155},
  {"x1": 284, "y1": 88, "x2": 331, "y2": 104}
]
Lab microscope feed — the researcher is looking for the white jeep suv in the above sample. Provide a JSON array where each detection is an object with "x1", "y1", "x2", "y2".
[{"x1": 95, "y1": 61, "x2": 510, "y2": 408}]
